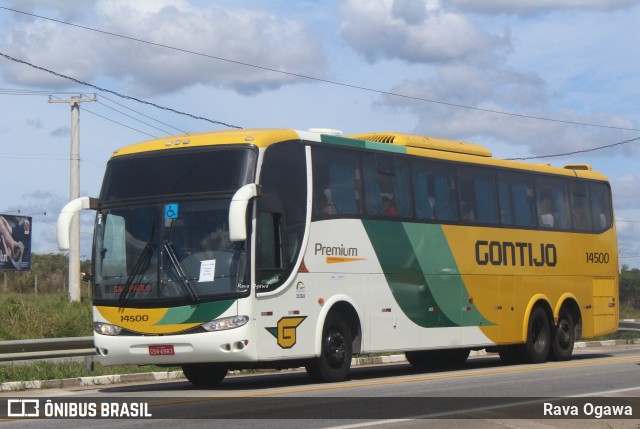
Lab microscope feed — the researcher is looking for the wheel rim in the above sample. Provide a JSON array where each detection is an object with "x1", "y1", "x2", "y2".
[
  {"x1": 556, "y1": 319, "x2": 572, "y2": 349},
  {"x1": 531, "y1": 316, "x2": 548, "y2": 353},
  {"x1": 325, "y1": 329, "x2": 346, "y2": 368}
]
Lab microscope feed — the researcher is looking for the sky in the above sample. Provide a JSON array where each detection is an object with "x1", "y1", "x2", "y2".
[{"x1": 0, "y1": 0, "x2": 639, "y2": 267}]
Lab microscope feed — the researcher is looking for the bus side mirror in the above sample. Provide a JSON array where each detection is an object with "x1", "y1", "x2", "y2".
[
  {"x1": 57, "y1": 197, "x2": 98, "y2": 251},
  {"x1": 229, "y1": 184, "x2": 261, "y2": 242}
]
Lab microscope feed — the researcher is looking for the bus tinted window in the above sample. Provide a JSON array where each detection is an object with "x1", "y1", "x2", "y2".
[
  {"x1": 411, "y1": 161, "x2": 458, "y2": 222},
  {"x1": 497, "y1": 173, "x2": 535, "y2": 227},
  {"x1": 589, "y1": 182, "x2": 613, "y2": 231},
  {"x1": 313, "y1": 147, "x2": 362, "y2": 217},
  {"x1": 256, "y1": 143, "x2": 307, "y2": 288},
  {"x1": 363, "y1": 154, "x2": 411, "y2": 218},
  {"x1": 100, "y1": 147, "x2": 256, "y2": 202},
  {"x1": 536, "y1": 177, "x2": 570, "y2": 229},
  {"x1": 458, "y1": 168, "x2": 498, "y2": 224},
  {"x1": 570, "y1": 182, "x2": 592, "y2": 232}
]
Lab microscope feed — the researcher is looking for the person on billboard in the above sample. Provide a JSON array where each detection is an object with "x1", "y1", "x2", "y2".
[{"x1": 0, "y1": 215, "x2": 26, "y2": 269}]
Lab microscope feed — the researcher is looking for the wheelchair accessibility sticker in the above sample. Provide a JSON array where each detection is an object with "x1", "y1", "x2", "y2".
[{"x1": 164, "y1": 204, "x2": 178, "y2": 219}]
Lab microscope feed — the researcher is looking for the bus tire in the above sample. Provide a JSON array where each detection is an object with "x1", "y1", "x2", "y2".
[
  {"x1": 549, "y1": 312, "x2": 575, "y2": 361},
  {"x1": 306, "y1": 312, "x2": 352, "y2": 383},
  {"x1": 181, "y1": 363, "x2": 227, "y2": 387},
  {"x1": 519, "y1": 306, "x2": 551, "y2": 364}
]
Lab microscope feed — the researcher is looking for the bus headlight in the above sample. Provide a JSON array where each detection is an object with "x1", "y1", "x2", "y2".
[
  {"x1": 94, "y1": 322, "x2": 123, "y2": 336},
  {"x1": 202, "y1": 315, "x2": 249, "y2": 332}
]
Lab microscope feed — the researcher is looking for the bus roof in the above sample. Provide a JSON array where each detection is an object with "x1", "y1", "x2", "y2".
[
  {"x1": 111, "y1": 128, "x2": 609, "y2": 182},
  {"x1": 111, "y1": 129, "x2": 301, "y2": 157}
]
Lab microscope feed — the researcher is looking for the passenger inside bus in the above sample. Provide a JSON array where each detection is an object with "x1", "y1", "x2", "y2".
[
  {"x1": 539, "y1": 198, "x2": 555, "y2": 227},
  {"x1": 381, "y1": 196, "x2": 399, "y2": 217}
]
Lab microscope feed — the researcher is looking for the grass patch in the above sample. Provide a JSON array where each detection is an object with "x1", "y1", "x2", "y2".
[
  {"x1": 619, "y1": 304, "x2": 640, "y2": 320},
  {"x1": 0, "y1": 361, "x2": 180, "y2": 384},
  {"x1": 0, "y1": 293, "x2": 92, "y2": 340}
]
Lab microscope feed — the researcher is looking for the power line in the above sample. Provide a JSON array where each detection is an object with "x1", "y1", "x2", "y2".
[
  {"x1": 0, "y1": 88, "x2": 81, "y2": 95},
  {"x1": 0, "y1": 51, "x2": 242, "y2": 130},
  {"x1": 99, "y1": 94, "x2": 186, "y2": 134},
  {"x1": 0, "y1": 154, "x2": 68, "y2": 160},
  {"x1": 82, "y1": 108, "x2": 159, "y2": 139},
  {"x1": 505, "y1": 136, "x2": 640, "y2": 160},
  {"x1": 95, "y1": 99, "x2": 172, "y2": 135},
  {"x1": 2, "y1": 87, "x2": 187, "y2": 135},
  {"x1": 1, "y1": 6, "x2": 639, "y2": 133}
]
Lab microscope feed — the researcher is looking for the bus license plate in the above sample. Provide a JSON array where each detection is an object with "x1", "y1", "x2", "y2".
[{"x1": 148, "y1": 345, "x2": 174, "y2": 356}]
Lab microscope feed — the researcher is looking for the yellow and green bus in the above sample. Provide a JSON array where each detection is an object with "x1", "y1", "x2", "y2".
[{"x1": 58, "y1": 128, "x2": 618, "y2": 386}]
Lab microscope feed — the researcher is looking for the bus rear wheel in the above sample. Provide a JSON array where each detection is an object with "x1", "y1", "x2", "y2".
[
  {"x1": 306, "y1": 312, "x2": 352, "y2": 383},
  {"x1": 519, "y1": 306, "x2": 550, "y2": 363},
  {"x1": 549, "y1": 312, "x2": 575, "y2": 361},
  {"x1": 182, "y1": 363, "x2": 228, "y2": 387}
]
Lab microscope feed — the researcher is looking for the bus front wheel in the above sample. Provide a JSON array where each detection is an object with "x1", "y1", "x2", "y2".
[
  {"x1": 306, "y1": 312, "x2": 352, "y2": 383},
  {"x1": 549, "y1": 312, "x2": 575, "y2": 361},
  {"x1": 182, "y1": 363, "x2": 228, "y2": 387}
]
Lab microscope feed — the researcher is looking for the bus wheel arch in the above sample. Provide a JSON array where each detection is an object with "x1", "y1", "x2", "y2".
[
  {"x1": 549, "y1": 298, "x2": 581, "y2": 361},
  {"x1": 306, "y1": 300, "x2": 361, "y2": 382}
]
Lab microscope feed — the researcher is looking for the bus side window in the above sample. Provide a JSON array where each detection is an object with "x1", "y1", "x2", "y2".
[
  {"x1": 432, "y1": 165, "x2": 458, "y2": 221},
  {"x1": 589, "y1": 182, "x2": 613, "y2": 231},
  {"x1": 499, "y1": 173, "x2": 535, "y2": 227},
  {"x1": 458, "y1": 168, "x2": 498, "y2": 224},
  {"x1": 257, "y1": 143, "x2": 307, "y2": 288},
  {"x1": 570, "y1": 182, "x2": 592, "y2": 232},
  {"x1": 497, "y1": 177, "x2": 513, "y2": 225},
  {"x1": 363, "y1": 154, "x2": 411, "y2": 218},
  {"x1": 312, "y1": 148, "x2": 362, "y2": 218},
  {"x1": 412, "y1": 165, "x2": 435, "y2": 220},
  {"x1": 536, "y1": 177, "x2": 570, "y2": 230}
]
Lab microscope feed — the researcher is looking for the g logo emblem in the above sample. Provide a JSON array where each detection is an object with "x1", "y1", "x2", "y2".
[{"x1": 266, "y1": 316, "x2": 306, "y2": 349}]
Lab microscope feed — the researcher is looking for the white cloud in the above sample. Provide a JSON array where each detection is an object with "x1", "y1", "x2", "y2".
[
  {"x1": 339, "y1": 0, "x2": 509, "y2": 65},
  {"x1": 378, "y1": 65, "x2": 639, "y2": 159},
  {"x1": 8, "y1": 0, "x2": 95, "y2": 21},
  {"x1": 611, "y1": 174, "x2": 640, "y2": 210},
  {"x1": 1, "y1": 0, "x2": 325, "y2": 95},
  {"x1": 448, "y1": 0, "x2": 639, "y2": 15}
]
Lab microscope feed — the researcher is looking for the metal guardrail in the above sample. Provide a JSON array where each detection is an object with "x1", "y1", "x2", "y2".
[
  {"x1": 619, "y1": 319, "x2": 640, "y2": 332},
  {"x1": 0, "y1": 321, "x2": 638, "y2": 364},
  {"x1": 0, "y1": 336, "x2": 94, "y2": 362}
]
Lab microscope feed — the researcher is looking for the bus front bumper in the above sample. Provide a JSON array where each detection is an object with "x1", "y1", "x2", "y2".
[{"x1": 93, "y1": 325, "x2": 256, "y2": 366}]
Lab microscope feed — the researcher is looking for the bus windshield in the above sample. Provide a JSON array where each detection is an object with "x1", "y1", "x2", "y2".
[
  {"x1": 92, "y1": 146, "x2": 256, "y2": 306},
  {"x1": 94, "y1": 199, "x2": 248, "y2": 306}
]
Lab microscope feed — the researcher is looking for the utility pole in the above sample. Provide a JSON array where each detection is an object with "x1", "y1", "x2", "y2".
[{"x1": 49, "y1": 94, "x2": 96, "y2": 302}]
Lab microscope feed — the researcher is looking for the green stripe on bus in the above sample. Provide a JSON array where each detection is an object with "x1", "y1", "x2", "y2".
[
  {"x1": 402, "y1": 223, "x2": 493, "y2": 327},
  {"x1": 320, "y1": 135, "x2": 407, "y2": 154},
  {"x1": 155, "y1": 300, "x2": 235, "y2": 325},
  {"x1": 362, "y1": 220, "x2": 457, "y2": 328},
  {"x1": 363, "y1": 220, "x2": 493, "y2": 328}
]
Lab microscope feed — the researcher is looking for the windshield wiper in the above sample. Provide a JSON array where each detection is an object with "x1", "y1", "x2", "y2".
[
  {"x1": 118, "y1": 242, "x2": 155, "y2": 310},
  {"x1": 163, "y1": 240, "x2": 199, "y2": 304}
]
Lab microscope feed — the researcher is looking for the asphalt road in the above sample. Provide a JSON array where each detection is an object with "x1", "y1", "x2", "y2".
[{"x1": 1, "y1": 344, "x2": 639, "y2": 428}]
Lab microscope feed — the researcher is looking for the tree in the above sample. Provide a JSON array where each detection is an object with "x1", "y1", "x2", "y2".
[{"x1": 620, "y1": 265, "x2": 640, "y2": 310}]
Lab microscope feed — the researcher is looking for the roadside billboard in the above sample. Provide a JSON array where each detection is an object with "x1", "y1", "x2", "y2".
[{"x1": 0, "y1": 214, "x2": 32, "y2": 270}]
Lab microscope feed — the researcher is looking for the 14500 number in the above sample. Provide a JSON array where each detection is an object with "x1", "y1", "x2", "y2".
[
  {"x1": 120, "y1": 315, "x2": 149, "y2": 322},
  {"x1": 586, "y1": 252, "x2": 609, "y2": 264}
]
